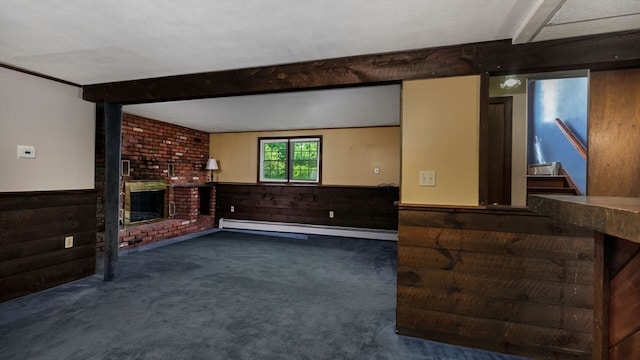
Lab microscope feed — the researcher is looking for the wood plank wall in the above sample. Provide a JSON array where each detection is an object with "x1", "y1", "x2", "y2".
[
  {"x1": 608, "y1": 238, "x2": 640, "y2": 360},
  {"x1": 589, "y1": 68, "x2": 640, "y2": 360},
  {"x1": 0, "y1": 190, "x2": 97, "y2": 302},
  {"x1": 215, "y1": 183, "x2": 399, "y2": 230},
  {"x1": 397, "y1": 206, "x2": 594, "y2": 360}
]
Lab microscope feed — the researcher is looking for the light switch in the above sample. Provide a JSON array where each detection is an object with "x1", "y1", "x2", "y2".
[
  {"x1": 374, "y1": 167, "x2": 380, "y2": 174},
  {"x1": 419, "y1": 170, "x2": 436, "y2": 187},
  {"x1": 17, "y1": 145, "x2": 36, "y2": 159}
]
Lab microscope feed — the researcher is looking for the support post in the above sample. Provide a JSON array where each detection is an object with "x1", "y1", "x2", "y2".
[{"x1": 103, "y1": 102, "x2": 122, "y2": 281}]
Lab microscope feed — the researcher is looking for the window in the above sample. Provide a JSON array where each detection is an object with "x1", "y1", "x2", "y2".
[{"x1": 259, "y1": 137, "x2": 321, "y2": 183}]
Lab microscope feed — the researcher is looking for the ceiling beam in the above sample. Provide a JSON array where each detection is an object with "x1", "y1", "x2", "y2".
[
  {"x1": 511, "y1": 0, "x2": 565, "y2": 45},
  {"x1": 83, "y1": 30, "x2": 640, "y2": 104}
]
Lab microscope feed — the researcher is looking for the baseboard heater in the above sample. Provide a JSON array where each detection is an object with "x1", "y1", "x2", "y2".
[{"x1": 219, "y1": 218, "x2": 398, "y2": 241}]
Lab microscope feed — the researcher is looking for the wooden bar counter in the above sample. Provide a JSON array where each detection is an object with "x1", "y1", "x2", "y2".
[
  {"x1": 529, "y1": 195, "x2": 640, "y2": 360},
  {"x1": 396, "y1": 204, "x2": 595, "y2": 359}
]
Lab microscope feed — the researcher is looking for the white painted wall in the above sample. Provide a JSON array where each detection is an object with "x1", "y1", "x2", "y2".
[{"x1": 0, "y1": 67, "x2": 95, "y2": 192}]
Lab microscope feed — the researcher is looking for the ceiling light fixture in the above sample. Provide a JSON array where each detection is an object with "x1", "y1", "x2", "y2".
[{"x1": 500, "y1": 75, "x2": 522, "y2": 89}]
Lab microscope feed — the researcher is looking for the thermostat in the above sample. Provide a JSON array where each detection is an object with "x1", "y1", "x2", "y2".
[{"x1": 17, "y1": 145, "x2": 36, "y2": 159}]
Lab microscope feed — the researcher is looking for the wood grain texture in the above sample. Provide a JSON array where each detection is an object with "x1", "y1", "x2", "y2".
[
  {"x1": 398, "y1": 285, "x2": 592, "y2": 332},
  {"x1": 396, "y1": 207, "x2": 594, "y2": 359},
  {"x1": 398, "y1": 245, "x2": 593, "y2": 285},
  {"x1": 610, "y1": 237, "x2": 640, "y2": 278},
  {"x1": 216, "y1": 183, "x2": 399, "y2": 230},
  {"x1": 593, "y1": 233, "x2": 611, "y2": 360},
  {"x1": 398, "y1": 206, "x2": 592, "y2": 237},
  {"x1": 398, "y1": 266, "x2": 593, "y2": 308},
  {"x1": 399, "y1": 226, "x2": 593, "y2": 260},
  {"x1": 588, "y1": 68, "x2": 640, "y2": 197},
  {"x1": 609, "y1": 250, "x2": 640, "y2": 348},
  {"x1": 82, "y1": 31, "x2": 640, "y2": 104},
  {"x1": 396, "y1": 307, "x2": 592, "y2": 358},
  {"x1": 0, "y1": 190, "x2": 97, "y2": 302},
  {"x1": 610, "y1": 329, "x2": 640, "y2": 360}
]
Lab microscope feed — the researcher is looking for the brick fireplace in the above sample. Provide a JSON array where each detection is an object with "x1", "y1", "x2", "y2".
[{"x1": 95, "y1": 113, "x2": 216, "y2": 253}]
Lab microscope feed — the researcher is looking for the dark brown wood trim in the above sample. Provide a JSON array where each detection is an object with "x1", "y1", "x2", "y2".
[
  {"x1": 487, "y1": 96, "x2": 514, "y2": 205},
  {"x1": 398, "y1": 206, "x2": 593, "y2": 237},
  {"x1": 475, "y1": 30, "x2": 640, "y2": 75},
  {"x1": 1, "y1": 63, "x2": 81, "y2": 87},
  {"x1": 82, "y1": 30, "x2": 640, "y2": 104},
  {"x1": 478, "y1": 72, "x2": 490, "y2": 205},
  {"x1": 0, "y1": 189, "x2": 97, "y2": 197},
  {"x1": 398, "y1": 203, "x2": 525, "y2": 214},
  {"x1": 594, "y1": 232, "x2": 611, "y2": 360},
  {"x1": 216, "y1": 182, "x2": 395, "y2": 189}
]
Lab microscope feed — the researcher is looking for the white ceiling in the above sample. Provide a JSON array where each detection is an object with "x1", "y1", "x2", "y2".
[
  {"x1": 125, "y1": 85, "x2": 401, "y2": 133},
  {"x1": 1, "y1": 0, "x2": 638, "y2": 132}
]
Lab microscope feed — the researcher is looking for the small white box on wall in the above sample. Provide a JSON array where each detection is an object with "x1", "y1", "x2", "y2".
[{"x1": 17, "y1": 145, "x2": 36, "y2": 159}]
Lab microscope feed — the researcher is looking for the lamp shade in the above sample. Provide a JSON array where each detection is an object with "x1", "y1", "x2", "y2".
[{"x1": 205, "y1": 158, "x2": 219, "y2": 170}]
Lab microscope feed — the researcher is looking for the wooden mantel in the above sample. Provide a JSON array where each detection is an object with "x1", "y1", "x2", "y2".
[{"x1": 528, "y1": 195, "x2": 640, "y2": 243}]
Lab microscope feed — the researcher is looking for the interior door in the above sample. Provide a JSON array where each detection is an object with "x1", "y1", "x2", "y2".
[{"x1": 487, "y1": 97, "x2": 513, "y2": 205}]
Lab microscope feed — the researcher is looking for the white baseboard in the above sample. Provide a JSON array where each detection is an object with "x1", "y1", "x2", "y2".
[{"x1": 219, "y1": 218, "x2": 397, "y2": 241}]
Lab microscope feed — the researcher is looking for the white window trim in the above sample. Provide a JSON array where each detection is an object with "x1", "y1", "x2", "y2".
[
  {"x1": 289, "y1": 138, "x2": 321, "y2": 183},
  {"x1": 259, "y1": 139, "x2": 288, "y2": 183}
]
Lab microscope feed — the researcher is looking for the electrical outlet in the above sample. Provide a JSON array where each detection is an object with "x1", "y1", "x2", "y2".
[
  {"x1": 374, "y1": 167, "x2": 380, "y2": 174},
  {"x1": 329, "y1": 211, "x2": 334, "y2": 218},
  {"x1": 230, "y1": 206, "x2": 235, "y2": 213},
  {"x1": 64, "y1": 236, "x2": 74, "y2": 248}
]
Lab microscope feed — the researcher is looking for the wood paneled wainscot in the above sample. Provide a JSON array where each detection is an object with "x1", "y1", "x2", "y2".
[
  {"x1": 0, "y1": 190, "x2": 97, "y2": 302},
  {"x1": 396, "y1": 205, "x2": 594, "y2": 360},
  {"x1": 216, "y1": 183, "x2": 399, "y2": 230}
]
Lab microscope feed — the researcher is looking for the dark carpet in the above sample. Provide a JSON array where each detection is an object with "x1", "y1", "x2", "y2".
[{"x1": 0, "y1": 231, "x2": 528, "y2": 359}]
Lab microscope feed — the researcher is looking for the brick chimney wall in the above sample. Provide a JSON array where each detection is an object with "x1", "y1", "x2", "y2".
[{"x1": 95, "y1": 113, "x2": 215, "y2": 253}]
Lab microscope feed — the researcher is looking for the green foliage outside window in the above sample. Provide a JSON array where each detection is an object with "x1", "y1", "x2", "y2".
[
  {"x1": 262, "y1": 142, "x2": 287, "y2": 180},
  {"x1": 260, "y1": 138, "x2": 320, "y2": 182},
  {"x1": 291, "y1": 141, "x2": 318, "y2": 181}
]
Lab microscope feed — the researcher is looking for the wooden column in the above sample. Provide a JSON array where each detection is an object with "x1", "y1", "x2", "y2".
[
  {"x1": 593, "y1": 232, "x2": 610, "y2": 360},
  {"x1": 103, "y1": 102, "x2": 122, "y2": 281}
]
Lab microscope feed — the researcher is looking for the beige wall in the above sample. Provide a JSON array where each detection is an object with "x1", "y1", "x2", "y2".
[
  {"x1": 210, "y1": 127, "x2": 400, "y2": 186},
  {"x1": 0, "y1": 67, "x2": 95, "y2": 192},
  {"x1": 401, "y1": 76, "x2": 480, "y2": 206}
]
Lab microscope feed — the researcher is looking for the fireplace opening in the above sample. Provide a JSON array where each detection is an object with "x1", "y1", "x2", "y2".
[
  {"x1": 124, "y1": 181, "x2": 169, "y2": 225},
  {"x1": 130, "y1": 190, "x2": 165, "y2": 222}
]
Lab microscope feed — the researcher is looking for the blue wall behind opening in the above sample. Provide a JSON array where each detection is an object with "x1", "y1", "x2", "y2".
[{"x1": 528, "y1": 77, "x2": 588, "y2": 193}]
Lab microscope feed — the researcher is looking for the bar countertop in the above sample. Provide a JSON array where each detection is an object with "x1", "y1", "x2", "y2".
[{"x1": 528, "y1": 195, "x2": 640, "y2": 243}]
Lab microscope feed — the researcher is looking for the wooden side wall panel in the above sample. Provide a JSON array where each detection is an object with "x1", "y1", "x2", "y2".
[
  {"x1": 609, "y1": 250, "x2": 640, "y2": 351},
  {"x1": 397, "y1": 207, "x2": 594, "y2": 360},
  {"x1": 589, "y1": 68, "x2": 640, "y2": 360},
  {"x1": 0, "y1": 190, "x2": 97, "y2": 302},
  {"x1": 588, "y1": 68, "x2": 640, "y2": 198},
  {"x1": 216, "y1": 184, "x2": 399, "y2": 230}
]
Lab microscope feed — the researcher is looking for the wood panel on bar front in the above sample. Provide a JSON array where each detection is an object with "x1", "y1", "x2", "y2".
[
  {"x1": 0, "y1": 190, "x2": 97, "y2": 302},
  {"x1": 397, "y1": 205, "x2": 594, "y2": 360}
]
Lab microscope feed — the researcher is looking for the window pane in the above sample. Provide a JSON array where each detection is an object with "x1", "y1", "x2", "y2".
[
  {"x1": 262, "y1": 141, "x2": 287, "y2": 180},
  {"x1": 291, "y1": 141, "x2": 319, "y2": 181}
]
